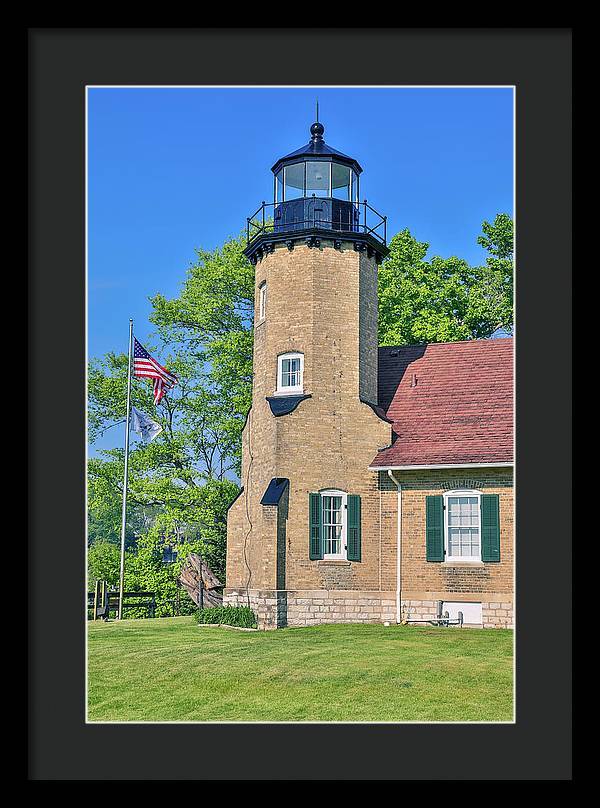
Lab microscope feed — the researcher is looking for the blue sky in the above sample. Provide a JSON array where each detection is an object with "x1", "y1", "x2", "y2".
[{"x1": 88, "y1": 86, "x2": 513, "y2": 452}]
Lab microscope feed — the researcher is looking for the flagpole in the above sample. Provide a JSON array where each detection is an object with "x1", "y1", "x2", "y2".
[{"x1": 118, "y1": 318, "x2": 134, "y2": 620}]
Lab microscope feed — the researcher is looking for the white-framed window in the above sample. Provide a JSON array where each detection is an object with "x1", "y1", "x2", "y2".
[
  {"x1": 258, "y1": 281, "x2": 267, "y2": 322},
  {"x1": 321, "y1": 489, "x2": 347, "y2": 559},
  {"x1": 276, "y1": 352, "x2": 304, "y2": 395},
  {"x1": 444, "y1": 490, "x2": 482, "y2": 563}
]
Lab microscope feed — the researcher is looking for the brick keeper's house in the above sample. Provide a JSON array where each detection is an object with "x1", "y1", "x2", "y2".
[{"x1": 225, "y1": 120, "x2": 514, "y2": 630}]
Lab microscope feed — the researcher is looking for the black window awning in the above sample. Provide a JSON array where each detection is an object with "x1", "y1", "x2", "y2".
[
  {"x1": 266, "y1": 394, "x2": 311, "y2": 417},
  {"x1": 260, "y1": 478, "x2": 289, "y2": 506}
]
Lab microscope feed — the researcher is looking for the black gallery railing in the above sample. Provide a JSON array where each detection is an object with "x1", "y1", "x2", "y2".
[{"x1": 246, "y1": 199, "x2": 387, "y2": 248}]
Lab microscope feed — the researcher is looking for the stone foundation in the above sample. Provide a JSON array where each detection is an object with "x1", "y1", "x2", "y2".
[
  {"x1": 224, "y1": 589, "x2": 513, "y2": 629},
  {"x1": 224, "y1": 588, "x2": 397, "y2": 630},
  {"x1": 481, "y1": 602, "x2": 514, "y2": 629}
]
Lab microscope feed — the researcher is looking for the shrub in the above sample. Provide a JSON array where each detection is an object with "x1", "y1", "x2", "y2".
[
  {"x1": 176, "y1": 591, "x2": 200, "y2": 616},
  {"x1": 197, "y1": 605, "x2": 257, "y2": 628}
]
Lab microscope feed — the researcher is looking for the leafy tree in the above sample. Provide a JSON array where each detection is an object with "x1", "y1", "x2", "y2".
[
  {"x1": 123, "y1": 531, "x2": 198, "y2": 617},
  {"x1": 88, "y1": 236, "x2": 252, "y2": 602},
  {"x1": 378, "y1": 214, "x2": 513, "y2": 345},
  {"x1": 87, "y1": 541, "x2": 122, "y2": 589},
  {"x1": 87, "y1": 466, "x2": 154, "y2": 549},
  {"x1": 150, "y1": 234, "x2": 254, "y2": 475},
  {"x1": 477, "y1": 212, "x2": 513, "y2": 260},
  {"x1": 88, "y1": 343, "x2": 240, "y2": 588},
  {"x1": 475, "y1": 213, "x2": 514, "y2": 336}
]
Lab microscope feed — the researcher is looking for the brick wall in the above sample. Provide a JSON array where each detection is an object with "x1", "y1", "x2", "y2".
[
  {"x1": 384, "y1": 468, "x2": 514, "y2": 628},
  {"x1": 226, "y1": 240, "x2": 391, "y2": 596}
]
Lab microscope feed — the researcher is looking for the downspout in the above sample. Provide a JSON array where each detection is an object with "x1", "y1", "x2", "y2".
[{"x1": 387, "y1": 470, "x2": 402, "y2": 624}]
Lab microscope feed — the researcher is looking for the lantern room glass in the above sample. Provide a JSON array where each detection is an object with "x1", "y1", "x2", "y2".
[
  {"x1": 305, "y1": 161, "x2": 330, "y2": 197},
  {"x1": 351, "y1": 170, "x2": 359, "y2": 204},
  {"x1": 276, "y1": 160, "x2": 359, "y2": 204},
  {"x1": 332, "y1": 163, "x2": 351, "y2": 201},
  {"x1": 283, "y1": 163, "x2": 304, "y2": 200},
  {"x1": 274, "y1": 169, "x2": 283, "y2": 204}
]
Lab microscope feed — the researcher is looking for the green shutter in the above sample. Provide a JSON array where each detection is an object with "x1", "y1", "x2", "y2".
[
  {"x1": 481, "y1": 494, "x2": 500, "y2": 562},
  {"x1": 309, "y1": 493, "x2": 323, "y2": 560},
  {"x1": 426, "y1": 495, "x2": 444, "y2": 562},
  {"x1": 347, "y1": 494, "x2": 361, "y2": 562}
]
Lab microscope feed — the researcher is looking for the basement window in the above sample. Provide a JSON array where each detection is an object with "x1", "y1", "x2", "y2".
[{"x1": 276, "y1": 352, "x2": 304, "y2": 395}]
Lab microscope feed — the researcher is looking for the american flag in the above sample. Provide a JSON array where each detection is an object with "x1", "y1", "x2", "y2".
[{"x1": 133, "y1": 338, "x2": 178, "y2": 406}]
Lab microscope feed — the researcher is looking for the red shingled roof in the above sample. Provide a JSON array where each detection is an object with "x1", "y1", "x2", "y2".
[{"x1": 370, "y1": 338, "x2": 513, "y2": 468}]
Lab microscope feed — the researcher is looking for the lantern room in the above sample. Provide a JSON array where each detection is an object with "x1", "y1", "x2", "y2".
[
  {"x1": 244, "y1": 120, "x2": 388, "y2": 264},
  {"x1": 273, "y1": 122, "x2": 361, "y2": 204}
]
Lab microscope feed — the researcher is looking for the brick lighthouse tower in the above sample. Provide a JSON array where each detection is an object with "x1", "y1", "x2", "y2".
[{"x1": 224, "y1": 119, "x2": 394, "y2": 629}]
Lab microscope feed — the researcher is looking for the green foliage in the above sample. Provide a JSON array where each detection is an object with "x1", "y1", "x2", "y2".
[
  {"x1": 122, "y1": 527, "x2": 224, "y2": 617},
  {"x1": 477, "y1": 212, "x2": 513, "y2": 260},
  {"x1": 87, "y1": 232, "x2": 254, "y2": 601},
  {"x1": 175, "y1": 591, "x2": 199, "y2": 616},
  {"x1": 475, "y1": 213, "x2": 514, "y2": 335},
  {"x1": 378, "y1": 214, "x2": 513, "y2": 346},
  {"x1": 87, "y1": 457, "x2": 151, "y2": 549},
  {"x1": 88, "y1": 330, "x2": 242, "y2": 590},
  {"x1": 87, "y1": 541, "x2": 122, "y2": 589},
  {"x1": 197, "y1": 605, "x2": 257, "y2": 628},
  {"x1": 150, "y1": 233, "x2": 254, "y2": 474}
]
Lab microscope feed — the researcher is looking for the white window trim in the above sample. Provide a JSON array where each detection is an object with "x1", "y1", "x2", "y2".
[
  {"x1": 258, "y1": 282, "x2": 266, "y2": 322},
  {"x1": 321, "y1": 489, "x2": 347, "y2": 560},
  {"x1": 443, "y1": 489, "x2": 482, "y2": 564},
  {"x1": 275, "y1": 352, "x2": 304, "y2": 396}
]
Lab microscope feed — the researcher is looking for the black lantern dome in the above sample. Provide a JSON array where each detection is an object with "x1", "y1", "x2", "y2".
[
  {"x1": 244, "y1": 121, "x2": 388, "y2": 264},
  {"x1": 271, "y1": 120, "x2": 362, "y2": 179}
]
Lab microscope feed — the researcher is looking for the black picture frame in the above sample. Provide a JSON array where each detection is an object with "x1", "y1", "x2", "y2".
[{"x1": 29, "y1": 28, "x2": 572, "y2": 781}]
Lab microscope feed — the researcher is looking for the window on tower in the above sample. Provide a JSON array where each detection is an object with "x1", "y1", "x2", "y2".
[
  {"x1": 258, "y1": 281, "x2": 267, "y2": 322},
  {"x1": 276, "y1": 352, "x2": 304, "y2": 395}
]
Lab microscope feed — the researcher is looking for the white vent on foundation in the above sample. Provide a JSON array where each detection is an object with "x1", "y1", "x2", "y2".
[{"x1": 442, "y1": 601, "x2": 482, "y2": 625}]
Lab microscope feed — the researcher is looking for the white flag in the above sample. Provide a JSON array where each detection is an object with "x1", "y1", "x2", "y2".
[{"x1": 131, "y1": 406, "x2": 162, "y2": 443}]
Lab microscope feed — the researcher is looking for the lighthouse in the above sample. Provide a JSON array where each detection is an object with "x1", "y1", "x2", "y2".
[{"x1": 224, "y1": 119, "x2": 394, "y2": 629}]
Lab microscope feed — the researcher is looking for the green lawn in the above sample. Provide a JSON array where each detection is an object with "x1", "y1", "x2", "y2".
[{"x1": 87, "y1": 617, "x2": 513, "y2": 722}]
